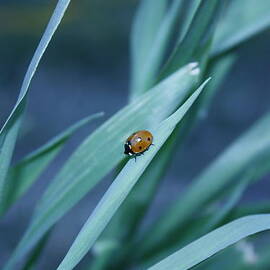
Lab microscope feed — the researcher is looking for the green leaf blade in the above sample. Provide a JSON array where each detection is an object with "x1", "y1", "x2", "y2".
[
  {"x1": 1, "y1": 113, "x2": 103, "y2": 216},
  {"x1": 148, "y1": 215, "x2": 270, "y2": 270},
  {"x1": 0, "y1": 0, "x2": 72, "y2": 211},
  {"x1": 130, "y1": 0, "x2": 167, "y2": 96},
  {"x1": 159, "y1": 0, "x2": 222, "y2": 79},
  {"x1": 130, "y1": 0, "x2": 186, "y2": 99},
  {"x1": 212, "y1": 0, "x2": 270, "y2": 56}
]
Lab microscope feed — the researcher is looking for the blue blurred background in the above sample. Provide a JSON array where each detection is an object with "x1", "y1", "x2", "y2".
[{"x1": 0, "y1": 0, "x2": 270, "y2": 269}]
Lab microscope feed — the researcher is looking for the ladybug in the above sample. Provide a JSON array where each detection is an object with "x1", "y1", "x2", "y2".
[{"x1": 124, "y1": 130, "x2": 153, "y2": 159}]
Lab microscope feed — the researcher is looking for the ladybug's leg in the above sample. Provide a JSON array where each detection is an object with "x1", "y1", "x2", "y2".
[{"x1": 145, "y1": 146, "x2": 151, "y2": 152}]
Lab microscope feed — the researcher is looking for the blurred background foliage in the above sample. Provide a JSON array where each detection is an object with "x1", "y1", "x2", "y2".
[{"x1": 0, "y1": 0, "x2": 270, "y2": 269}]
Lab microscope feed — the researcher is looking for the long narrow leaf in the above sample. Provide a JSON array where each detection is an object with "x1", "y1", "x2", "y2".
[
  {"x1": 0, "y1": 113, "x2": 103, "y2": 216},
  {"x1": 55, "y1": 79, "x2": 210, "y2": 270},
  {"x1": 0, "y1": 0, "x2": 72, "y2": 211},
  {"x1": 130, "y1": 0, "x2": 185, "y2": 99},
  {"x1": 159, "y1": 0, "x2": 222, "y2": 79},
  {"x1": 148, "y1": 215, "x2": 270, "y2": 270},
  {"x1": 212, "y1": 0, "x2": 270, "y2": 56},
  {"x1": 177, "y1": 0, "x2": 201, "y2": 43},
  {"x1": 130, "y1": 0, "x2": 167, "y2": 96}
]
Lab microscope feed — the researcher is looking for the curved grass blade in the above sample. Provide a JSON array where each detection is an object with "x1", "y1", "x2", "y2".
[
  {"x1": 0, "y1": 0, "x2": 72, "y2": 211},
  {"x1": 130, "y1": 0, "x2": 185, "y2": 100},
  {"x1": 178, "y1": 0, "x2": 201, "y2": 43},
  {"x1": 159, "y1": 0, "x2": 222, "y2": 79},
  {"x1": 138, "y1": 111, "x2": 270, "y2": 259},
  {"x1": 148, "y1": 214, "x2": 270, "y2": 270},
  {"x1": 212, "y1": 0, "x2": 270, "y2": 56},
  {"x1": 55, "y1": 79, "x2": 210, "y2": 270},
  {"x1": 0, "y1": 113, "x2": 103, "y2": 217},
  {"x1": 3, "y1": 63, "x2": 200, "y2": 270},
  {"x1": 130, "y1": 0, "x2": 167, "y2": 96}
]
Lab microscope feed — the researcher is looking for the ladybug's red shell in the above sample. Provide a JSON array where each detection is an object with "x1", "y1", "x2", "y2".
[{"x1": 124, "y1": 130, "x2": 153, "y2": 157}]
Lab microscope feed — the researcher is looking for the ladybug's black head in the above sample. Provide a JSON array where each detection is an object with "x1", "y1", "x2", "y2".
[{"x1": 124, "y1": 142, "x2": 134, "y2": 156}]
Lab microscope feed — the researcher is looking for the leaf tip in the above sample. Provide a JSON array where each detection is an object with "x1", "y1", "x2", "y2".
[
  {"x1": 205, "y1": 77, "x2": 212, "y2": 84},
  {"x1": 188, "y1": 62, "x2": 200, "y2": 76}
]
